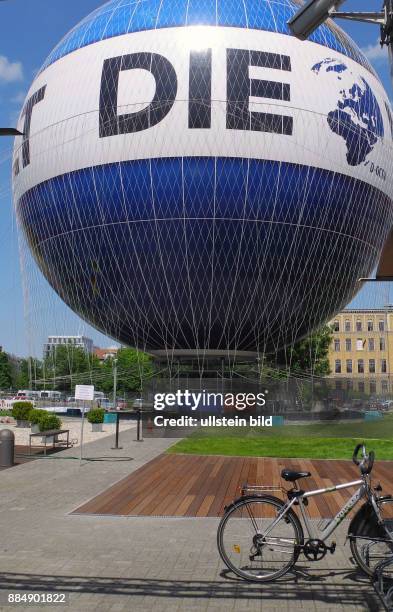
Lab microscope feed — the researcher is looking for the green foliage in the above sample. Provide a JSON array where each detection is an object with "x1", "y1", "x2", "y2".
[
  {"x1": 44, "y1": 345, "x2": 100, "y2": 392},
  {"x1": 87, "y1": 408, "x2": 105, "y2": 424},
  {"x1": 28, "y1": 408, "x2": 46, "y2": 425},
  {"x1": 41, "y1": 345, "x2": 154, "y2": 395},
  {"x1": 169, "y1": 436, "x2": 393, "y2": 461},
  {"x1": 169, "y1": 414, "x2": 393, "y2": 460},
  {"x1": 39, "y1": 413, "x2": 61, "y2": 432},
  {"x1": 287, "y1": 325, "x2": 333, "y2": 376},
  {"x1": 0, "y1": 410, "x2": 12, "y2": 417},
  {"x1": 28, "y1": 409, "x2": 61, "y2": 430},
  {"x1": 12, "y1": 401, "x2": 34, "y2": 421},
  {"x1": 12, "y1": 358, "x2": 43, "y2": 389},
  {"x1": 115, "y1": 348, "x2": 154, "y2": 393},
  {"x1": 99, "y1": 348, "x2": 154, "y2": 394},
  {"x1": 0, "y1": 352, "x2": 12, "y2": 389}
]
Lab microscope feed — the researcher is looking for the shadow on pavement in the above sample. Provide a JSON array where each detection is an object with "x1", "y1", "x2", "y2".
[{"x1": 0, "y1": 569, "x2": 380, "y2": 609}]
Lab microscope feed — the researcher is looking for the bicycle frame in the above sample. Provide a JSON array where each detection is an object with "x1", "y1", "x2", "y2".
[
  {"x1": 298, "y1": 480, "x2": 366, "y2": 541},
  {"x1": 263, "y1": 479, "x2": 368, "y2": 543}
]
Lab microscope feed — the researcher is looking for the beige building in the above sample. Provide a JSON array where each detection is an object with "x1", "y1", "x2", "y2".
[{"x1": 328, "y1": 308, "x2": 393, "y2": 395}]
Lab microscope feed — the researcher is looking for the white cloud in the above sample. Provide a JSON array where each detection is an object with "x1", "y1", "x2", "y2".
[
  {"x1": 361, "y1": 39, "x2": 386, "y2": 62},
  {"x1": 0, "y1": 55, "x2": 23, "y2": 83}
]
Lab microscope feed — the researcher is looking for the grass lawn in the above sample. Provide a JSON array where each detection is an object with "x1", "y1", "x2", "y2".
[{"x1": 168, "y1": 414, "x2": 393, "y2": 460}]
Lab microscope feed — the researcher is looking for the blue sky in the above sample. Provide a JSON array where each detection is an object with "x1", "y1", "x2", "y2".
[{"x1": 0, "y1": 0, "x2": 392, "y2": 357}]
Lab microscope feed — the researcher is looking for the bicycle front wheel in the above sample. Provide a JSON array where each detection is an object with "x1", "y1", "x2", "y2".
[
  {"x1": 217, "y1": 495, "x2": 303, "y2": 582},
  {"x1": 351, "y1": 497, "x2": 393, "y2": 576}
]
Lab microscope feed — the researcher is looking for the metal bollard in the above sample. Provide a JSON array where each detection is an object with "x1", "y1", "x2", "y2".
[{"x1": 0, "y1": 429, "x2": 14, "y2": 467}]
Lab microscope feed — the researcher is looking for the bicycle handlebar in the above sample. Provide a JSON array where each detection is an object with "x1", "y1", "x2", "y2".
[{"x1": 353, "y1": 443, "x2": 374, "y2": 475}]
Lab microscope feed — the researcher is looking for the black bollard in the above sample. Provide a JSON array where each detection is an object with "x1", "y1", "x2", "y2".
[{"x1": 0, "y1": 429, "x2": 15, "y2": 467}]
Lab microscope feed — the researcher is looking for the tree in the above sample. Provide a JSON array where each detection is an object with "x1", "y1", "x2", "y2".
[
  {"x1": 44, "y1": 345, "x2": 100, "y2": 392},
  {"x1": 0, "y1": 352, "x2": 12, "y2": 389},
  {"x1": 15, "y1": 358, "x2": 30, "y2": 389},
  {"x1": 13, "y1": 357, "x2": 43, "y2": 389},
  {"x1": 114, "y1": 348, "x2": 154, "y2": 393},
  {"x1": 287, "y1": 325, "x2": 333, "y2": 376}
]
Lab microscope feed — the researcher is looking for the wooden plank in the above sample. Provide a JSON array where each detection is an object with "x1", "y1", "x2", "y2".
[
  {"x1": 76, "y1": 453, "x2": 167, "y2": 514},
  {"x1": 185, "y1": 456, "x2": 226, "y2": 516},
  {"x1": 72, "y1": 454, "x2": 393, "y2": 519},
  {"x1": 126, "y1": 455, "x2": 190, "y2": 515},
  {"x1": 132, "y1": 453, "x2": 193, "y2": 516}
]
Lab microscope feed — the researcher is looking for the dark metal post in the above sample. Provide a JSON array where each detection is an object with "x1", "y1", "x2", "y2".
[
  {"x1": 136, "y1": 408, "x2": 143, "y2": 442},
  {"x1": 111, "y1": 412, "x2": 123, "y2": 450}
]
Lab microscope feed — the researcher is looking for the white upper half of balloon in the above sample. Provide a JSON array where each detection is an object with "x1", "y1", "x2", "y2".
[{"x1": 12, "y1": 25, "x2": 393, "y2": 200}]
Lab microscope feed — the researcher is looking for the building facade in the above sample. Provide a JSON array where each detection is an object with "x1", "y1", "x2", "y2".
[
  {"x1": 328, "y1": 308, "x2": 393, "y2": 395},
  {"x1": 44, "y1": 335, "x2": 93, "y2": 358}
]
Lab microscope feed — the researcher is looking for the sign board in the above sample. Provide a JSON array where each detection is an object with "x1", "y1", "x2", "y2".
[{"x1": 75, "y1": 385, "x2": 95, "y2": 401}]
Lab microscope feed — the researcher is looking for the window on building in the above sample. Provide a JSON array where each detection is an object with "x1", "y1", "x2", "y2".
[
  {"x1": 368, "y1": 338, "x2": 375, "y2": 351},
  {"x1": 346, "y1": 380, "x2": 353, "y2": 391},
  {"x1": 356, "y1": 321, "x2": 362, "y2": 331},
  {"x1": 381, "y1": 359, "x2": 387, "y2": 373},
  {"x1": 367, "y1": 320, "x2": 374, "y2": 331},
  {"x1": 358, "y1": 382, "x2": 365, "y2": 393},
  {"x1": 345, "y1": 338, "x2": 351, "y2": 351},
  {"x1": 380, "y1": 337, "x2": 386, "y2": 351},
  {"x1": 334, "y1": 339, "x2": 340, "y2": 352},
  {"x1": 335, "y1": 380, "x2": 342, "y2": 390},
  {"x1": 333, "y1": 320, "x2": 339, "y2": 332},
  {"x1": 335, "y1": 359, "x2": 341, "y2": 374},
  {"x1": 369, "y1": 359, "x2": 376, "y2": 374},
  {"x1": 356, "y1": 339, "x2": 363, "y2": 350},
  {"x1": 345, "y1": 320, "x2": 351, "y2": 332},
  {"x1": 358, "y1": 359, "x2": 364, "y2": 374},
  {"x1": 379, "y1": 320, "x2": 385, "y2": 332},
  {"x1": 370, "y1": 381, "x2": 376, "y2": 394},
  {"x1": 346, "y1": 359, "x2": 352, "y2": 374},
  {"x1": 382, "y1": 380, "x2": 388, "y2": 393}
]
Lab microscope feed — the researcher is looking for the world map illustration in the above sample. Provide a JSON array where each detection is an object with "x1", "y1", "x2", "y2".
[{"x1": 312, "y1": 58, "x2": 384, "y2": 166}]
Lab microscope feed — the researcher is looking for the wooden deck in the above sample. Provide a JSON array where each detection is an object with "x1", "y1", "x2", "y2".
[{"x1": 72, "y1": 454, "x2": 393, "y2": 518}]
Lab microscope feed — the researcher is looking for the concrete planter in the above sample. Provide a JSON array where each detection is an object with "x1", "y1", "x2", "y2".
[
  {"x1": 31, "y1": 424, "x2": 40, "y2": 434},
  {"x1": 17, "y1": 420, "x2": 30, "y2": 428},
  {"x1": 91, "y1": 423, "x2": 103, "y2": 432},
  {"x1": 41, "y1": 434, "x2": 54, "y2": 444}
]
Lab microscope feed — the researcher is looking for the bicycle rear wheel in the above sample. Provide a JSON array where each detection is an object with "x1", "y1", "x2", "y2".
[
  {"x1": 351, "y1": 497, "x2": 393, "y2": 576},
  {"x1": 217, "y1": 495, "x2": 303, "y2": 582}
]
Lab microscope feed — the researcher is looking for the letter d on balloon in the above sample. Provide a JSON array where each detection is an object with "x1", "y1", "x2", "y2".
[{"x1": 99, "y1": 52, "x2": 178, "y2": 137}]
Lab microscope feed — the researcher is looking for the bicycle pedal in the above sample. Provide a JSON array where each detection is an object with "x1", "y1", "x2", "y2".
[{"x1": 328, "y1": 542, "x2": 336, "y2": 554}]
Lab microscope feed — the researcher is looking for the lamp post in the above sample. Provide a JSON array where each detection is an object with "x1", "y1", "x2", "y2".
[{"x1": 288, "y1": 0, "x2": 393, "y2": 84}]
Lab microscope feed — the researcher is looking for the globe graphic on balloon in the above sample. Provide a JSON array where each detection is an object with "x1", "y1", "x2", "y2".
[
  {"x1": 312, "y1": 58, "x2": 385, "y2": 166},
  {"x1": 12, "y1": 0, "x2": 393, "y2": 356}
]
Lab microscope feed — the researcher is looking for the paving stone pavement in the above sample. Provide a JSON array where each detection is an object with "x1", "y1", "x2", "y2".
[{"x1": 0, "y1": 429, "x2": 385, "y2": 611}]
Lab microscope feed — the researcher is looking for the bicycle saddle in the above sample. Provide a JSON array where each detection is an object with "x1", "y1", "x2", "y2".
[{"x1": 281, "y1": 469, "x2": 311, "y2": 482}]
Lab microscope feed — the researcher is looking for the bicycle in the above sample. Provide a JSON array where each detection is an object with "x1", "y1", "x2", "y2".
[
  {"x1": 217, "y1": 444, "x2": 393, "y2": 582},
  {"x1": 373, "y1": 555, "x2": 393, "y2": 611}
]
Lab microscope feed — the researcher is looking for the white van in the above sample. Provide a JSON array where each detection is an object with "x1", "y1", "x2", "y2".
[{"x1": 39, "y1": 390, "x2": 62, "y2": 401}]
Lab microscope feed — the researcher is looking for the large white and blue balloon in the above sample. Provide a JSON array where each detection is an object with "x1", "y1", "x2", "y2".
[{"x1": 12, "y1": 0, "x2": 393, "y2": 354}]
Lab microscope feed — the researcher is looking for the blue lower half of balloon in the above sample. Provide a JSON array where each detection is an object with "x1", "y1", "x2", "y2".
[{"x1": 17, "y1": 157, "x2": 392, "y2": 351}]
